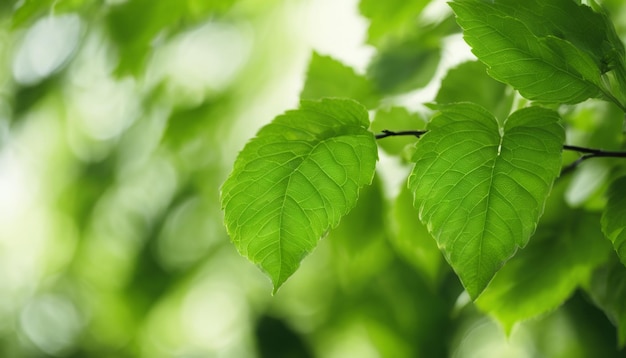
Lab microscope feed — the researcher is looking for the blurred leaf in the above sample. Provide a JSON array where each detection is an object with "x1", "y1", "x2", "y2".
[
  {"x1": 589, "y1": 256, "x2": 626, "y2": 347},
  {"x1": 66, "y1": 157, "x2": 116, "y2": 231},
  {"x1": 602, "y1": 176, "x2": 626, "y2": 266},
  {"x1": 436, "y1": 61, "x2": 512, "y2": 120},
  {"x1": 11, "y1": 75, "x2": 59, "y2": 120},
  {"x1": 255, "y1": 315, "x2": 313, "y2": 358},
  {"x1": 370, "y1": 107, "x2": 425, "y2": 156},
  {"x1": 106, "y1": 0, "x2": 185, "y2": 75},
  {"x1": 221, "y1": 98, "x2": 378, "y2": 292},
  {"x1": 359, "y1": 0, "x2": 431, "y2": 45},
  {"x1": 409, "y1": 104, "x2": 564, "y2": 298},
  {"x1": 300, "y1": 52, "x2": 380, "y2": 109},
  {"x1": 328, "y1": 175, "x2": 385, "y2": 254},
  {"x1": 106, "y1": 0, "x2": 241, "y2": 74},
  {"x1": 561, "y1": 291, "x2": 626, "y2": 357},
  {"x1": 367, "y1": 33, "x2": 440, "y2": 94},
  {"x1": 366, "y1": 17, "x2": 459, "y2": 94},
  {"x1": 10, "y1": 0, "x2": 93, "y2": 28},
  {"x1": 327, "y1": 176, "x2": 391, "y2": 288},
  {"x1": 450, "y1": 0, "x2": 626, "y2": 105},
  {"x1": 10, "y1": 0, "x2": 54, "y2": 28},
  {"x1": 163, "y1": 95, "x2": 230, "y2": 149},
  {"x1": 389, "y1": 183, "x2": 444, "y2": 286},
  {"x1": 187, "y1": 0, "x2": 239, "y2": 17},
  {"x1": 476, "y1": 212, "x2": 611, "y2": 333}
]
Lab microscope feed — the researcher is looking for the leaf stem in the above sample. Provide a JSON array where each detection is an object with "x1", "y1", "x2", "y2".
[{"x1": 375, "y1": 130, "x2": 626, "y2": 175}]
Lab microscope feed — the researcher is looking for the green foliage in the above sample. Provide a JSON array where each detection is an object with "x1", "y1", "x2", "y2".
[
  {"x1": 602, "y1": 176, "x2": 626, "y2": 265},
  {"x1": 436, "y1": 61, "x2": 512, "y2": 120},
  {"x1": 221, "y1": 98, "x2": 377, "y2": 292},
  {"x1": 219, "y1": 1, "x2": 626, "y2": 352},
  {"x1": 589, "y1": 257, "x2": 626, "y2": 347},
  {"x1": 477, "y1": 210, "x2": 610, "y2": 333},
  {"x1": 367, "y1": 30, "x2": 441, "y2": 94},
  {"x1": 359, "y1": 0, "x2": 431, "y2": 45},
  {"x1": 450, "y1": 0, "x2": 626, "y2": 107},
  {"x1": 409, "y1": 103, "x2": 564, "y2": 298},
  {"x1": 301, "y1": 52, "x2": 380, "y2": 108},
  {"x1": 389, "y1": 184, "x2": 445, "y2": 286},
  {"x1": 6, "y1": 0, "x2": 626, "y2": 356}
]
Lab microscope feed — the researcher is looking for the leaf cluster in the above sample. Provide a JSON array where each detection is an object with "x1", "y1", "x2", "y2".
[{"x1": 221, "y1": 0, "x2": 626, "y2": 350}]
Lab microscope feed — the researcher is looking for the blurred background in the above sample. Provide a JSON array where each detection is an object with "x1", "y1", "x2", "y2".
[{"x1": 1, "y1": 0, "x2": 626, "y2": 357}]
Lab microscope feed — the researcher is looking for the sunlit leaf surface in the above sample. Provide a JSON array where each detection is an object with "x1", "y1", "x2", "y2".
[
  {"x1": 450, "y1": 0, "x2": 626, "y2": 105},
  {"x1": 409, "y1": 103, "x2": 564, "y2": 298},
  {"x1": 221, "y1": 98, "x2": 378, "y2": 291}
]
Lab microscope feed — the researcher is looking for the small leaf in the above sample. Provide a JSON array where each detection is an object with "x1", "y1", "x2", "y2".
[
  {"x1": 449, "y1": 0, "x2": 620, "y2": 104},
  {"x1": 477, "y1": 211, "x2": 611, "y2": 333},
  {"x1": 367, "y1": 33, "x2": 441, "y2": 94},
  {"x1": 602, "y1": 176, "x2": 626, "y2": 266},
  {"x1": 221, "y1": 98, "x2": 378, "y2": 292},
  {"x1": 359, "y1": 0, "x2": 431, "y2": 45},
  {"x1": 300, "y1": 52, "x2": 380, "y2": 109},
  {"x1": 409, "y1": 103, "x2": 564, "y2": 298},
  {"x1": 436, "y1": 61, "x2": 512, "y2": 121}
]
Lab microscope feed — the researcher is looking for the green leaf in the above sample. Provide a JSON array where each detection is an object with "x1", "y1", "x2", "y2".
[
  {"x1": 370, "y1": 107, "x2": 425, "y2": 156},
  {"x1": 389, "y1": 183, "x2": 445, "y2": 287},
  {"x1": 10, "y1": 0, "x2": 53, "y2": 28},
  {"x1": 602, "y1": 176, "x2": 626, "y2": 266},
  {"x1": 107, "y1": 0, "x2": 186, "y2": 75},
  {"x1": 367, "y1": 33, "x2": 441, "y2": 94},
  {"x1": 10, "y1": 0, "x2": 87, "y2": 28},
  {"x1": 449, "y1": 0, "x2": 624, "y2": 104},
  {"x1": 300, "y1": 52, "x2": 380, "y2": 109},
  {"x1": 359, "y1": 0, "x2": 431, "y2": 45},
  {"x1": 477, "y1": 211, "x2": 611, "y2": 333},
  {"x1": 221, "y1": 98, "x2": 378, "y2": 292},
  {"x1": 436, "y1": 61, "x2": 512, "y2": 121},
  {"x1": 409, "y1": 103, "x2": 564, "y2": 298},
  {"x1": 588, "y1": 257, "x2": 626, "y2": 348}
]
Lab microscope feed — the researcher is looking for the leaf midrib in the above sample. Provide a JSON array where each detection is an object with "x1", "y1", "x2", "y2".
[
  {"x1": 275, "y1": 131, "x2": 364, "y2": 282},
  {"x1": 475, "y1": 121, "x2": 505, "y2": 289}
]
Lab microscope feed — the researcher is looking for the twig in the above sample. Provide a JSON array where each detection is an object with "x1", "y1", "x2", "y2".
[
  {"x1": 374, "y1": 130, "x2": 626, "y2": 176},
  {"x1": 561, "y1": 145, "x2": 626, "y2": 175},
  {"x1": 375, "y1": 130, "x2": 427, "y2": 140}
]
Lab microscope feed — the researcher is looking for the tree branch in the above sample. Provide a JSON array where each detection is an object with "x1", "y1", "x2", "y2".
[
  {"x1": 375, "y1": 130, "x2": 427, "y2": 140},
  {"x1": 375, "y1": 130, "x2": 626, "y2": 176},
  {"x1": 561, "y1": 145, "x2": 626, "y2": 175}
]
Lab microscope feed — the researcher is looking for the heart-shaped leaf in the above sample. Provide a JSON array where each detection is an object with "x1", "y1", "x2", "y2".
[{"x1": 409, "y1": 103, "x2": 564, "y2": 298}]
